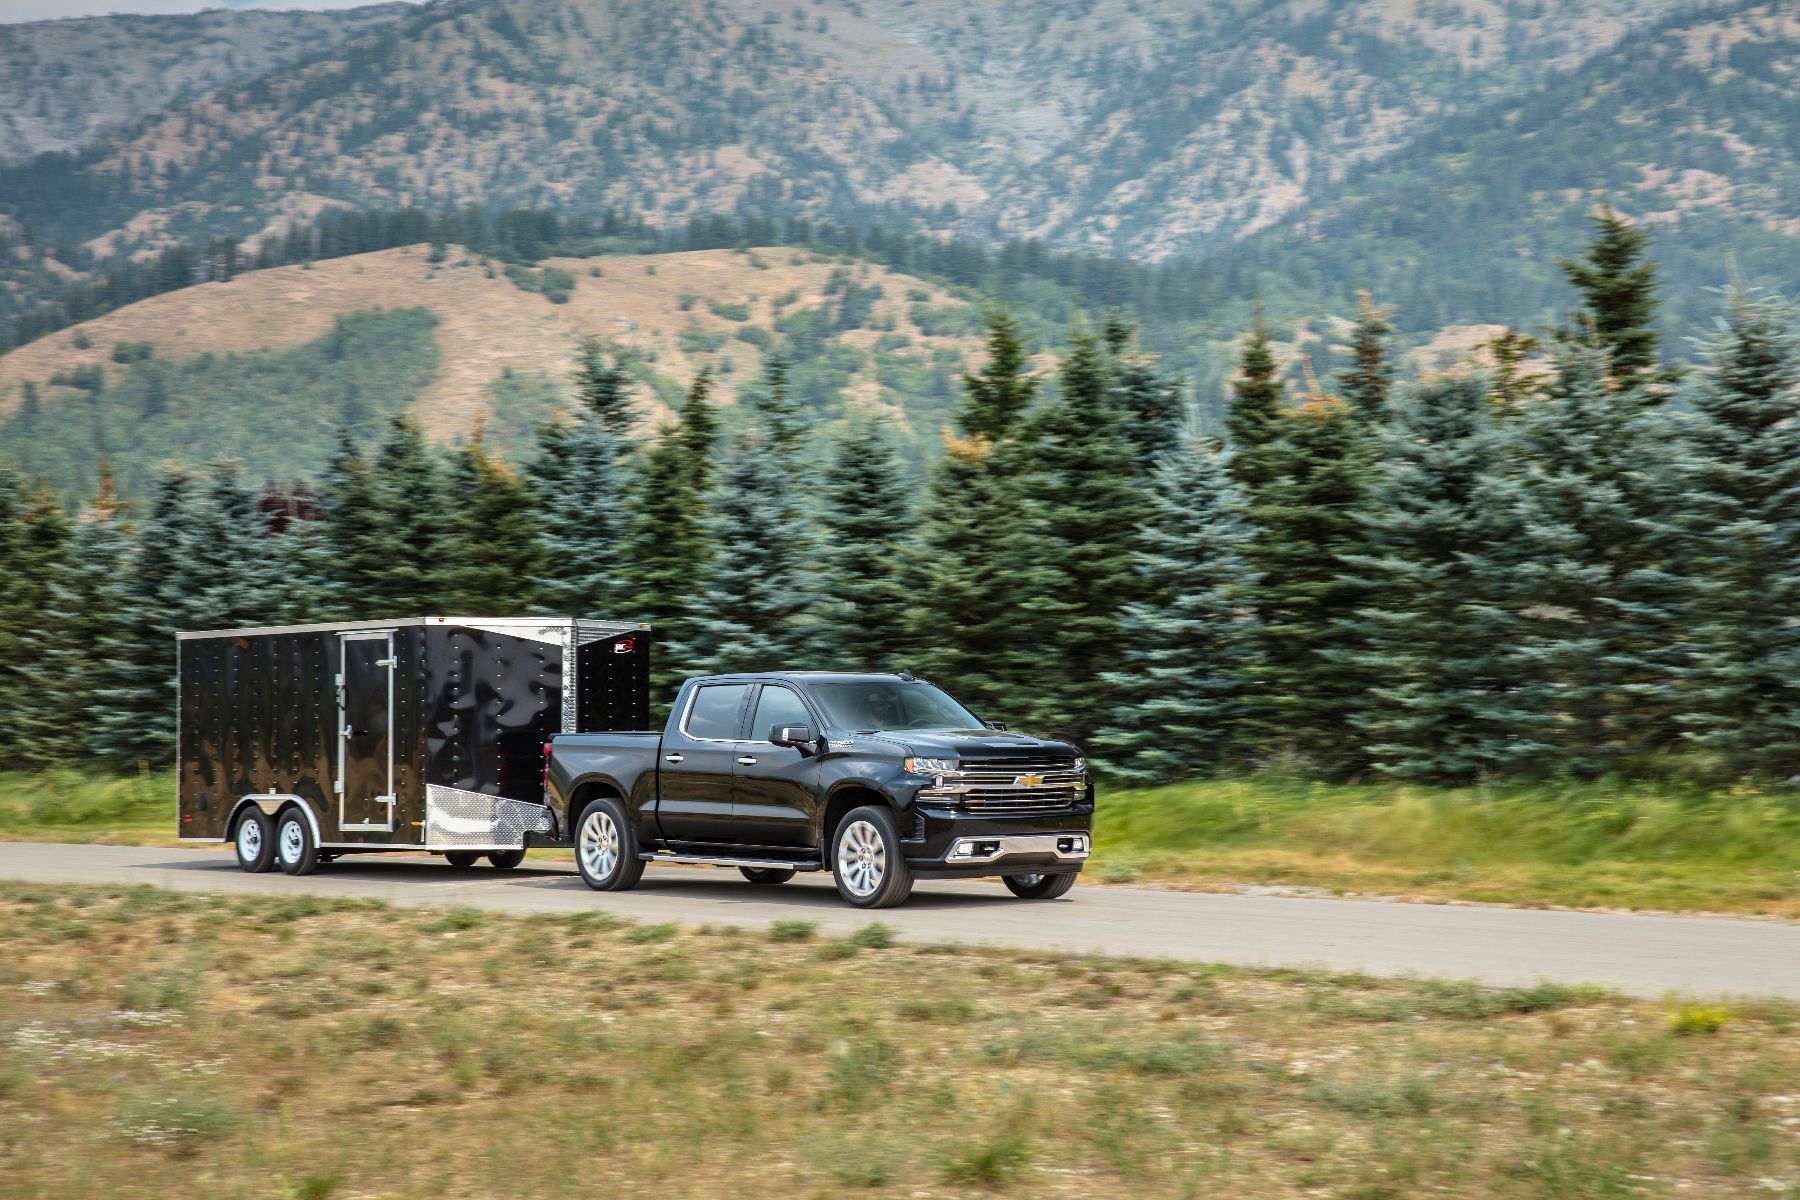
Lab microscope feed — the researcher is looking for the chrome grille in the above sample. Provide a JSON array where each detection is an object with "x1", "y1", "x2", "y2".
[{"x1": 930, "y1": 756, "x2": 1083, "y2": 814}]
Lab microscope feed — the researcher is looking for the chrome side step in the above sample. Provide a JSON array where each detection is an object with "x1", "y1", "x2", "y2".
[{"x1": 643, "y1": 852, "x2": 824, "y2": 872}]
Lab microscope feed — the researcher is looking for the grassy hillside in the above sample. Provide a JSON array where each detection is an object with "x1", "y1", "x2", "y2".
[
  {"x1": 1093, "y1": 775, "x2": 1800, "y2": 918},
  {"x1": 0, "y1": 245, "x2": 990, "y2": 494},
  {"x1": 1, "y1": 883, "x2": 1793, "y2": 1198}
]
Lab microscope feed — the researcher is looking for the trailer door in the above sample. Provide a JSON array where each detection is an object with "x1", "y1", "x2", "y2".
[{"x1": 338, "y1": 630, "x2": 396, "y2": 833}]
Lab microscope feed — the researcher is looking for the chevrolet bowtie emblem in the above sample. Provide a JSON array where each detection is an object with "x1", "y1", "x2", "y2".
[{"x1": 1014, "y1": 773, "x2": 1045, "y2": 788}]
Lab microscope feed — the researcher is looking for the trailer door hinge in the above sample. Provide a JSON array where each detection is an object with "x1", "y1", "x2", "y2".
[{"x1": 334, "y1": 778, "x2": 344, "y2": 794}]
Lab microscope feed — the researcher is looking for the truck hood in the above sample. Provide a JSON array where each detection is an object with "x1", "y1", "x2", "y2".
[{"x1": 872, "y1": 729, "x2": 1083, "y2": 760}]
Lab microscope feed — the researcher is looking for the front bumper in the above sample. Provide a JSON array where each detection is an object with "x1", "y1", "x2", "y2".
[{"x1": 903, "y1": 801, "x2": 1094, "y2": 879}]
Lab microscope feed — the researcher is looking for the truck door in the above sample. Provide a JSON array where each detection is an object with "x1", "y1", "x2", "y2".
[
  {"x1": 733, "y1": 683, "x2": 821, "y2": 848},
  {"x1": 654, "y1": 682, "x2": 749, "y2": 845},
  {"x1": 337, "y1": 631, "x2": 396, "y2": 834}
]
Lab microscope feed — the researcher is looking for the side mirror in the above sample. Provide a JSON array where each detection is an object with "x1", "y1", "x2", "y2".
[
  {"x1": 770, "y1": 724, "x2": 814, "y2": 748},
  {"x1": 984, "y1": 720, "x2": 1008, "y2": 731}
]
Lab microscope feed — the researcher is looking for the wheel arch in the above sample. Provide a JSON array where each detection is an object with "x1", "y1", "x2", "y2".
[
  {"x1": 820, "y1": 782, "x2": 894, "y2": 853},
  {"x1": 227, "y1": 794, "x2": 320, "y2": 845}
]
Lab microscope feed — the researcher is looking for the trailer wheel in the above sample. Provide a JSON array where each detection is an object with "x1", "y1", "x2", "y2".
[
  {"x1": 1002, "y1": 872, "x2": 1078, "y2": 900},
  {"x1": 275, "y1": 807, "x2": 320, "y2": 876},
  {"x1": 739, "y1": 866, "x2": 795, "y2": 886},
  {"x1": 830, "y1": 805, "x2": 913, "y2": 909},
  {"x1": 233, "y1": 808, "x2": 276, "y2": 873},
  {"x1": 488, "y1": 850, "x2": 526, "y2": 869},
  {"x1": 444, "y1": 851, "x2": 481, "y2": 868},
  {"x1": 574, "y1": 797, "x2": 645, "y2": 892}
]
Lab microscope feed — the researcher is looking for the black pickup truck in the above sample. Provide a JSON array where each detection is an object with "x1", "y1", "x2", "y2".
[{"x1": 544, "y1": 672, "x2": 1093, "y2": 907}]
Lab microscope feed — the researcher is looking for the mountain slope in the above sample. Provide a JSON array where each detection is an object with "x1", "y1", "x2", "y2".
[
  {"x1": 0, "y1": 0, "x2": 1691, "y2": 264},
  {"x1": 1229, "y1": 0, "x2": 1800, "y2": 336},
  {"x1": 0, "y1": 4, "x2": 410, "y2": 164}
]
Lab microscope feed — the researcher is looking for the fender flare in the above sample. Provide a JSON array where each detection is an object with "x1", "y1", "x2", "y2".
[{"x1": 226, "y1": 794, "x2": 322, "y2": 846}]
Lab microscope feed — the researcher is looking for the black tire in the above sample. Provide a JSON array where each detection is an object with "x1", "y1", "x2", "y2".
[
  {"x1": 444, "y1": 851, "x2": 481, "y2": 868},
  {"x1": 275, "y1": 807, "x2": 320, "y2": 876},
  {"x1": 1002, "y1": 871, "x2": 1079, "y2": 900},
  {"x1": 830, "y1": 805, "x2": 913, "y2": 909},
  {"x1": 739, "y1": 865, "x2": 795, "y2": 886},
  {"x1": 488, "y1": 850, "x2": 526, "y2": 870},
  {"x1": 574, "y1": 797, "x2": 645, "y2": 892},
  {"x1": 233, "y1": 808, "x2": 275, "y2": 873}
]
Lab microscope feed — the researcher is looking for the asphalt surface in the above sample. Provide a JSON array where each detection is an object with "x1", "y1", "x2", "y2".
[{"x1": 2, "y1": 842, "x2": 1794, "y2": 999}]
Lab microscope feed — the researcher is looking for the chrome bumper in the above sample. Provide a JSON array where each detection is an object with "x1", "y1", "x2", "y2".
[{"x1": 944, "y1": 832, "x2": 1091, "y2": 864}]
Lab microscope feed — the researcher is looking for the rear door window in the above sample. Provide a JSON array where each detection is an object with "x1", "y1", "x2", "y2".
[{"x1": 683, "y1": 684, "x2": 750, "y2": 741}]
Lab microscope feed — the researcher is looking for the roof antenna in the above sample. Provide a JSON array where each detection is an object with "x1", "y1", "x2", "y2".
[{"x1": 896, "y1": 669, "x2": 915, "y2": 682}]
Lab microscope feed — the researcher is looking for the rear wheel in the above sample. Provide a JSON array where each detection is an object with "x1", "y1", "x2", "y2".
[
  {"x1": 233, "y1": 809, "x2": 275, "y2": 873},
  {"x1": 444, "y1": 851, "x2": 480, "y2": 868},
  {"x1": 830, "y1": 805, "x2": 913, "y2": 909},
  {"x1": 1002, "y1": 871, "x2": 1078, "y2": 900},
  {"x1": 739, "y1": 865, "x2": 795, "y2": 886},
  {"x1": 275, "y1": 808, "x2": 319, "y2": 876},
  {"x1": 488, "y1": 850, "x2": 526, "y2": 870},
  {"x1": 574, "y1": 798, "x2": 645, "y2": 892}
]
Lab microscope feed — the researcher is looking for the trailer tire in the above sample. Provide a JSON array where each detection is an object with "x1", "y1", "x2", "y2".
[
  {"x1": 275, "y1": 807, "x2": 320, "y2": 876},
  {"x1": 574, "y1": 797, "x2": 644, "y2": 892},
  {"x1": 1001, "y1": 871, "x2": 1078, "y2": 900},
  {"x1": 487, "y1": 850, "x2": 526, "y2": 870},
  {"x1": 830, "y1": 805, "x2": 913, "y2": 909},
  {"x1": 444, "y1": 851, "x2": 480, "y2": 868},
  {"x1": 233, "y1": 808, "x2": 275, "y2": 873},
  {"x1": 739, "y1": 866, "x2": 795, "y2": 886}
]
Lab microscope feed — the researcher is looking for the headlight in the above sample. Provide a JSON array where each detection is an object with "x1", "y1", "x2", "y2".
[
  {"x1": 1073, "y1": 757, "x2": 1086, "y2": 774},
  {"x1": 905, "y1": 757, "x2": 957, "y2": 776}
]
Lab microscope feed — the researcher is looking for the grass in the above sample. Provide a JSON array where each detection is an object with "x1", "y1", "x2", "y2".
[
  {"x1": 0, "y1": 883, "x2": 1793, "y2": 1198},
  {"x1": 3, "y1": 768, "x2": 1795, "y2": 916},
  {"x1": 1092, "y1": 773, "x2": 1800, "y2": 916},
  {"x1": 0, "y1": 769, "x2": 174, "y2": 845}
]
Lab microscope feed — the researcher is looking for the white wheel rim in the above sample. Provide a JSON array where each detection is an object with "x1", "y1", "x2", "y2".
[
  {"x1": 580, "y1": 810, "x2": 620, "y2": 880},
  {"x1": 279, "y1": 819, "x2": 304, "y2": 864},
  {"x1": 237, "y1": 819, "x2": 262, "y2": 862},
  {"x1": 837, "y1": 819, "x2": 886, "y2": 898}
]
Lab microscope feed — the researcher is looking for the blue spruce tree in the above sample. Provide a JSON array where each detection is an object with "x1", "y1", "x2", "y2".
[
  {"x1": 815, "y1": 416, "x2": 914, "y2": 671},
  {"x1": 529, "y1": 410, "x2": 631, "y2": 616},
  {"x1": 1094, "y1": 436, "x2": 1257, "y2": 782}
]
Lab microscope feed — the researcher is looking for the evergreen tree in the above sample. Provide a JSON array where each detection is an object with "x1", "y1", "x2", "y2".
[
  {"x1": 910, "y1": 306, "x2": 1040, "y2": 718},
  {"x1": 815, "y1": 417, "x2": 914, "y2": 672},
  {"x1": 1482, "y1": 328, "x2": 1545, "y2": 418},
  {"x1": 1559, "y1": 203, "x2": 1663, "y2": 390},
  {"x1": 91, "y1": 468, "x2": 195, "y2": 766},
  {"x1": 1109, "y1": 325, "x2": 1186, "y2": 466},
  {"x1": 1674, "y1": 288, "x2": 1800, "y2": 774},
  {"x1": 367, "y1": 414, "x2": 451, "y2": 612},
  {"x1": 1009, "y1": 331, "x2": 1147, "y2": 740},
  {"x1": 320, "y1": 430, "x2": 391, "y2": 613},
  {"x1": 681, "y1": 358, "x2": 817, "y2": 674},
  {"x1": 0, "y1": 469, "x2": 69, "y2": 765},
  {"x1": 1509, "y1": 344, "x2": 1687, "y2": 774},
  {"x1": 1240, "y1": 394, "x2": 1374, "y2": 771},
  {"x1": 14, "y1": 475, "x2": 131, "y2": 767},
  {"x1": 1340, "y1": 291, "x2": 1395, "y2": 425},
  {"x1": 1225, "y1": 319, "x2": 1286, "y2": 499},
  {"x1": 171, "y1": 462, "x2": 277, "y2": 632},
  {"x1": 620, "y1": 373, "x2": 719, "y2": 702},
  {"x1": 1094, "y1": 437, "x2": 1257, "y2": 781},
  {"x1": 574, "y1": 335, "x2": 636, "y2": 439},
  {"x1": 529, "y1": 411, "x2": 631, "y2": 617},
  {"x1": 1340, "y1": 376, "x2": 1548, "y2": 781},
  {"x1": 442, "y1": 431, "x2": 544, "y2": 612}
]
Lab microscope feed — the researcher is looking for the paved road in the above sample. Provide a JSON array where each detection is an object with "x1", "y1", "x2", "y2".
[{"x1": 2, "y1": 842, "x2": 1794, "y2": 999}]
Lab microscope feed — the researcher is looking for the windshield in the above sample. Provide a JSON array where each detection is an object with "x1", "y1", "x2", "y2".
[{"x1": 806, "y1": 680, "x2": 983, "y2": 733}]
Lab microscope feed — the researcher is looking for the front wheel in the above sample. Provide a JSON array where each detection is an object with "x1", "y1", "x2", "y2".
[
  {"x1": 831, "y1": 806, "x2": 913, "y2": 909},
  {"x1": 739, "y1": 866, "x2": 795, "y2": 886},
  {"x1": 275, "y1": 808, "x2": 319, "y2": 876},
  {"x1": 1002, "y1": 871, "x2": 1078, "y2": 900},
  {"x1": 233, "y1": 809, "x2": 275, "y2": 873},
  {"x1": 574, "y1": 798, "x2": 645, "y2": 892}
]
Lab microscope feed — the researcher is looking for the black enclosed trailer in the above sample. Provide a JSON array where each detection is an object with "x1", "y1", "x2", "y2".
[{"x1": 176, "y1": 617, "x2": 650, "y2": 873}]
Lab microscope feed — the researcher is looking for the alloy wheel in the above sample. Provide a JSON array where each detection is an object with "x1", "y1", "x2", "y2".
[
  {"x1": 836, "y1": 819, "x2": 887, "y2": 898},
  {"x1": 580, "y1": 809, "x2": 620, "y2": 881}
]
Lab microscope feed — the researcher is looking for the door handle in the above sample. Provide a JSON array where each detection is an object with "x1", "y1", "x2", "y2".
[
  {"x1": 664, "y1": 753, "x2": 685, "y2": 763},
  {"x1": 736, "y1": 756, "x2": 758, "y2": 766}
]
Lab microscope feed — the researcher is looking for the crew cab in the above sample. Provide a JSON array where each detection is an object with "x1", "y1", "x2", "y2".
[{"x1": 544, "y1": 672, "x2": 1093, "y2": 908}]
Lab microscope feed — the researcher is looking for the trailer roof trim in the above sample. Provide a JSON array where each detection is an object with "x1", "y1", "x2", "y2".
[{"x1": 177, "y1": 617, "x2": 651, "y2": 641}]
